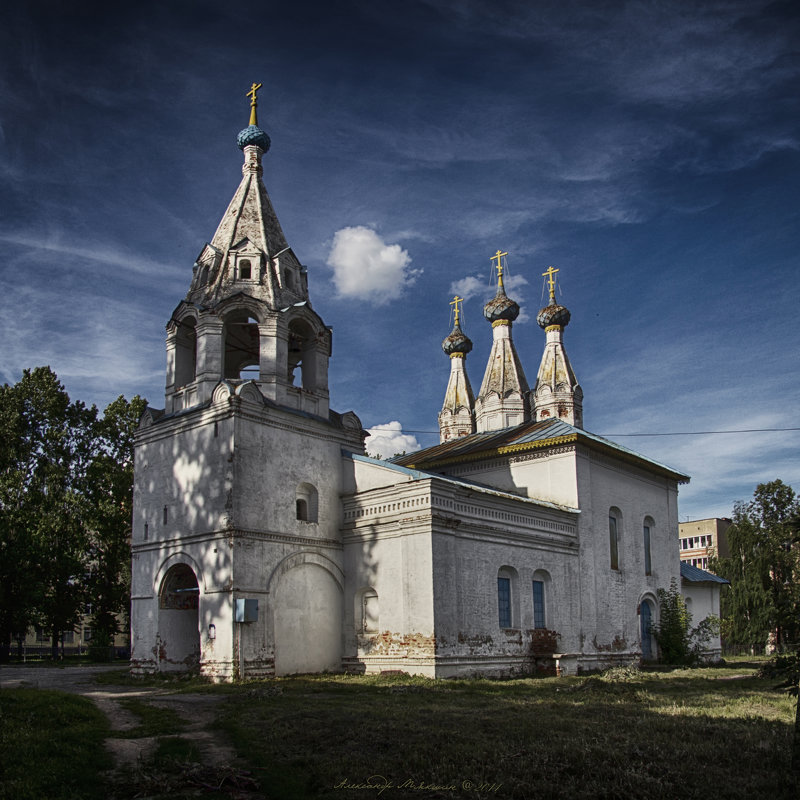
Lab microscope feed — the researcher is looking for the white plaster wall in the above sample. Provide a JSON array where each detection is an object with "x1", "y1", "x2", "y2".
[
  {"x1": 682, "y1": 582, "x2": 723, "y2": 658},
  {"x1": 447, "y1": 449, "x2": 579, "y2": 508},
  {"x1": 431, "y1": 528, "x2": 581, "y2": 658},
  {"x1": 574, "y1": 447, "x2": 682, "y2": 663},
  {"x1": 273, "y1": 561, "x2": 343, "y2": 675},
  {"x1": 133, "y1": 411, "x2": 233, "y2": 545},
  {"x1": 233, "y1": 408, "x2": 356, "y2": 539},
  {"x1": 342, "y1": 456, "x2": 416, "y2": 494}
]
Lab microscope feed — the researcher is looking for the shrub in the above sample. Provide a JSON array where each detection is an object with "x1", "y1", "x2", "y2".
[{"x1": 652, "y1": 578, "x2": 720, "y2": 665}]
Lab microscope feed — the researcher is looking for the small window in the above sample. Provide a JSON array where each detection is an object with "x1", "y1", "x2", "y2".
[
  {"x1": 144, "y1": 522, "x2": 149, "y2": 541},
  {"x1": 83, "y1": 627, "x2": 93, "y2": 641},
  {"x1": 163, "y1": 506, "x2": 168, "y2": 525},
  {"x1": 296, "y1": 483, "x2": 318, "y2": 523},
  {"x1": 609, "y1": 510, "x2": 620, "y2": 571},
  {"x1": 62, "y1": 630, "x2": 74, "y2": 644},
  {"x1": 643, "y1": 519, "x2": 653, "y2": 576},
  {"x1": 498, "y1": 578, "x2": 511, "y2": 628},
  {"x1": 239, "y1": 259, "x2": 252, "y2": 280},
  {"x1": 533, "y1": 580, "x2": 546, "y2": 629}
]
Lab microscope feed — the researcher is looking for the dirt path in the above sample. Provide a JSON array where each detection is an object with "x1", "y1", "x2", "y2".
[{"x1": 0, "y1": 664, "x2": 266, "y2": 798}]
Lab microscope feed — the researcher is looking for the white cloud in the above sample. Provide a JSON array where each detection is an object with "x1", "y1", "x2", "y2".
[
  {"x1": 365, "y1": 421, "x2": 421, "y2": 460},
  {"x1": 326, "y1": 226, "x2": 421, "y2": 305}
]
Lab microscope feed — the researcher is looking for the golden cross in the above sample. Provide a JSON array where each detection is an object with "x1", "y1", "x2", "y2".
[
  {"x1": 246, "y1": 82, "x2": 262, "y2": 126},
  {"x1": 542, "y1": 265, "x2": 559, "y2": 302},
  {"x1": 491, "y1": 249, "x2": 508, "y2": 287},
  {"x1": 450, "y1": 295, "x2": 464, "y2": 326}
]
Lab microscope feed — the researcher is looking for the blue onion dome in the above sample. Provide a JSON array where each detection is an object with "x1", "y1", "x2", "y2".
[
  {"x1": 537, "y1": 301, "x2": 571, "y2": 329},
  {"x1": 237, "y1": 125, "x2": 271, "y2": 152},
  {"x1": 483, "y1": 284, "x2": 520, "y2": 323},
  {"x1": 442, "y1": 321, "x2": 473, "y2": 356}
]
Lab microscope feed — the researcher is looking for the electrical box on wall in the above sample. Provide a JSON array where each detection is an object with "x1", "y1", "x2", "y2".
[{"x1": 234, "y1": 598, "x2": 258, "y2": 623}]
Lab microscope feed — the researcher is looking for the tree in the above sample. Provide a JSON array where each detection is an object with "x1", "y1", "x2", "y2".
[
  {"x1": 711, "y1": 480, "x2": 800, "y2": 653},
  {"x1": 0, "y1": 368, "x2": 145, "y2": 662},
  {"x1": 0, "y1": 368, "x2": 98, "y2": 660},
  {"x1": 85, "y1": 394, "x2": 147, "y2": 653}
]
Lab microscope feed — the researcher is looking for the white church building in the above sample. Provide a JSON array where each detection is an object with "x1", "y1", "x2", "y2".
[{"x1": 130, "y1": 91, "x2": 690, "y2": 680}]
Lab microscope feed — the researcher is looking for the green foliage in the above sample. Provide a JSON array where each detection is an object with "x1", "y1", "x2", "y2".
[
  {"x1": 652, "y1": 578, "x2": 720, "y2": 665},
  {"x1": 653, "y1": 579, "x2": 693, "y2": 664},
  {"x1": 711, "y1": 480, "x2": 800, "y2": 652},
  {"x1": 0, "y1": 367, "x2": 146, "y2": 661},
  {"x1": 85, "y1": 394, "x2": 147, "y2": 645}
]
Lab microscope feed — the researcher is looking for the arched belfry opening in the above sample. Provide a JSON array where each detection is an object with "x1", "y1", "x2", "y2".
[
  {"x1": 288, "y1": 318, "x2": 317, "y2": 390},
  {"x1": 224, "y1": 310, "x2": 261, "y2": 380},
  {"x1": 174, "y1": 317, "x2": 197, "y2": 388}
]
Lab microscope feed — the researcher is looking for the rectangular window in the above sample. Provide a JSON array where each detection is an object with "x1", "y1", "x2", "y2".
[
  {"x1": 643, "y1": 525, "x2": 652, "y2": 576},
  {"x1": 62, "y1": 630, "x2": 74, "y2": 644},
  {"x1": 497, "y1": 577, "x2": 511, "y2": 628},
  {"x1": 609, "y1": 516, "x2": 619, "y2": 570},
  {"x1": 532, "y1": 580, "x2": 545, "y2": 629}
]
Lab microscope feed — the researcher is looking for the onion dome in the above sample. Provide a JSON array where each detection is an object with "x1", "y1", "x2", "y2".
[
  {"x1": 483, "y1": 284, "x2": 520, "y2": 323},
  {"x1": 442, "y1": 321, "x2": 473, "y2": 356},
  {"x1": 537, "y1": 301, "x2": 571, "y2": 329},
  {"x1": 237, "y1": 125, "x2": 271, "y2": 152}
]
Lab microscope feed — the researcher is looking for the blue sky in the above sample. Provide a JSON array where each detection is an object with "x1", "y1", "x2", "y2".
[{"x1": 1, "y1": 0, "x2": 798, "y2": 520}]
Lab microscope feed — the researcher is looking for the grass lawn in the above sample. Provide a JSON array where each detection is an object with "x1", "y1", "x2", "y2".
[
  {"x1": 215, "y1": 664, "x2": 797, "y2": 800},
  {"x1": 0, "y1": 688, "x2": 112, "y2": 800},
  {"x1": 2, "y1": 662, "x2": 797, "y2": 799}
]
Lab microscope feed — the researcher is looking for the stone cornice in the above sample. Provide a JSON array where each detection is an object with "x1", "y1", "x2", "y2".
[{"x1": 132, "y1": 527, "x2": 342, "y2": 553}]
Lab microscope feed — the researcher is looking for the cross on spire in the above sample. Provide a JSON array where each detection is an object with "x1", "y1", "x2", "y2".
[
  {"x1": 450, "y1": 295, "x2": 465, "y2": 326},
  {"x1": 542, "y1": 265, "x2": 559, "y2": 303},
  {"x1": 491, "y1": 249, "x2": 508, "y2": 287},
  {"x1": 246, "y1": 82, "x2": 263, "y2": 126}
]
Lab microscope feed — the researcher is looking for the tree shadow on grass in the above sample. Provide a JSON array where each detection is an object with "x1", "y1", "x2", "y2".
[{"x1": 216, "y1": 674, "x2": 797, "y2": 800}]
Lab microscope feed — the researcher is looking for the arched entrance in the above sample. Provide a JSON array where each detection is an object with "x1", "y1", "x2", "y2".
[
  {"x1": 273, "y1": 561, "x2": 342, "y2": 676},
  {"x1": 640, "y1": 599, "x2": 655, "y2": 660},
  {"x1": 158, "y1": 564, "x2": 201, "y2": 671}
]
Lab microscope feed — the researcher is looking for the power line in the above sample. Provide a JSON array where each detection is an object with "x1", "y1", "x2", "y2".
[{"x1": 368, "y1": 426, "x2": 800, "y2": 437}]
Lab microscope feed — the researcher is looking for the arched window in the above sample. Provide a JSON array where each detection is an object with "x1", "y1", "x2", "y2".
[
  {"x1": 643, "y1": 516, "x2": 654, "y2": 576},
  {"x1": 239, "y1": 259, "x2": 252, "y2": 280},
  {"x1": 223, "y1": 311, "x2": 260, "y2": 380},
  {"x1": 284, "y1": 268, "x2": 295, "y2": 292},
  {"x1": 532, "y1": 569, "x2": 551, "y2": 629},
  {"x1": 296, "y1": 482, "x2": 318, "y2": 523},
  {"x1": 609, "y1": 507, "x2": 622, "y2": 571},
  {"x1": 174, "y1": 317, "x2": 197, "y2": 388},
  {"x1": 497, "y1": 566, "x2": 519, "y2": 629},
  {"x1": 287, "y1": 319, "x2": 317, "y2": 390},
  {"x1": 640, "y1": 598, "x2": 655, "y2": 660}
]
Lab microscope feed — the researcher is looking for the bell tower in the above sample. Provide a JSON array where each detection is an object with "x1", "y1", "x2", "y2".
[{"x1": 164, "y1": 83, "x2": 330, "y2": 417}]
